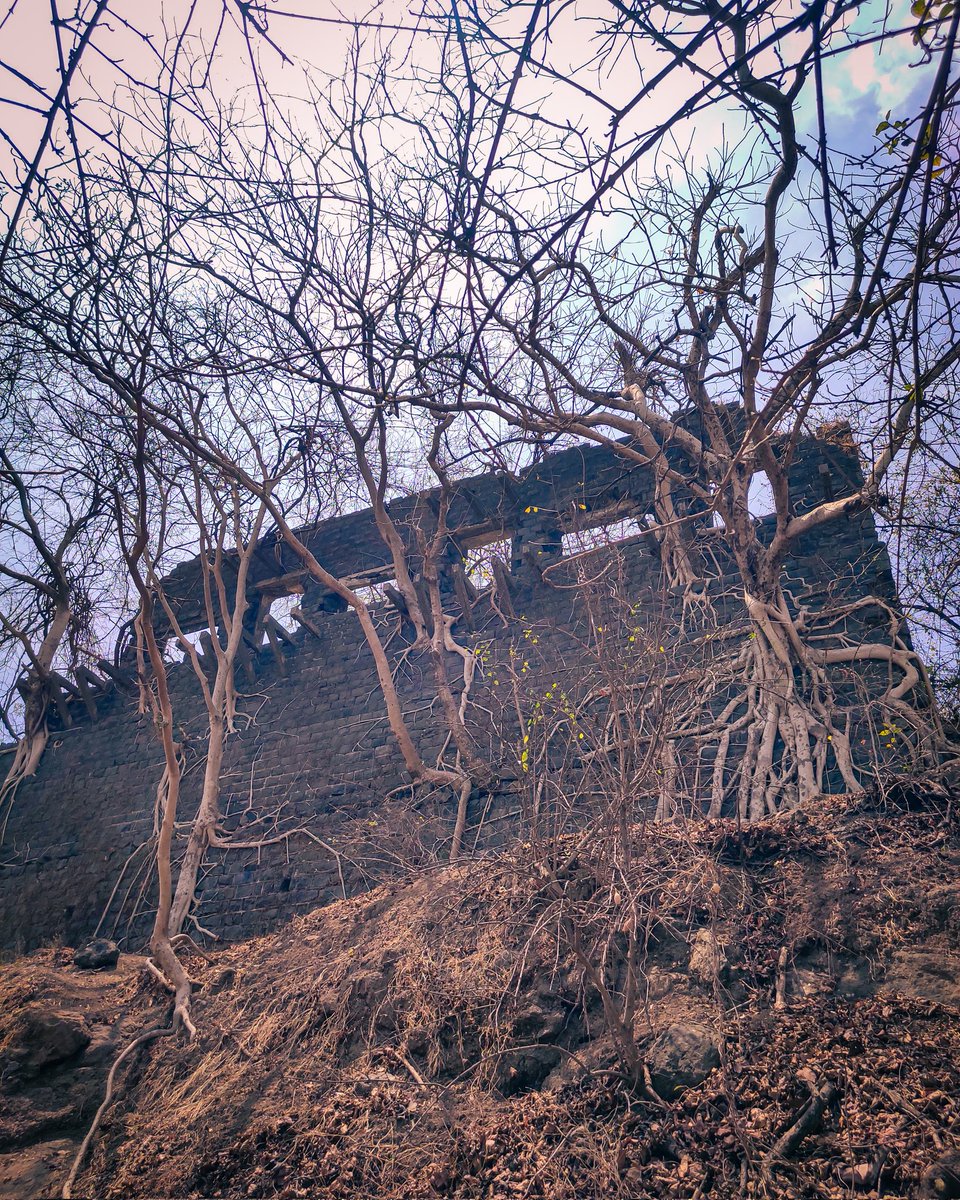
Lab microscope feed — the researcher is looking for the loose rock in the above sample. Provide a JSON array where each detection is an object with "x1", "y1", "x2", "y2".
[
  {"x1": 648, "y1": 1023, "x2": 720, "y2": 1098},
  {"x1": 688, "y1": 929, "x2": 726, "y2": 986},
  {"x1": 72, "y1": 939, "x2": 119, "y2": 971},
  {"x1": 919, "y1": 1152, "x2": 960, "y2": 1198},
  {"x1": 0, "y1": 1008, "x2": 90, "y2": 1081}
]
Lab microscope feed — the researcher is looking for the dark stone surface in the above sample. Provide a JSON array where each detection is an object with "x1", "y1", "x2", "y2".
[
  {"x1": 0, "y1": 1011, "x2": 90, "y2": 1082},
  {"x1": 496, "y1": 1046, "x2": 563, "y2": 1096},
  {"x1": 0, "y1": 431, "x2": 908, "y2": 954},
  {"x1": 881, "y1": 949, "x2": 960, "y2": 1008},
  {"x1": 647, "y1": 1023, "x2": 721, "y2": 1098},
  {"x1": 72, "y1": 939, "x2": 119, "y2": 970},
  {"x1": 919, "y1": 1153, "x2": 960, "y2": 1199}
]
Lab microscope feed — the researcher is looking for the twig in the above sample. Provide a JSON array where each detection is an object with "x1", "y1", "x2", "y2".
[
  {"x1": 395, "y1": 1048, "x2": 428, "y2": 1089},
  {"x1": 774, "y1": 944, "x2": 789, "y2": 1010}
]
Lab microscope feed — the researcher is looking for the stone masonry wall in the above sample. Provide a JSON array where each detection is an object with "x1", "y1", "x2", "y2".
[{"x1": 0, "y1": 431, "x2": 903, "y2": 953}]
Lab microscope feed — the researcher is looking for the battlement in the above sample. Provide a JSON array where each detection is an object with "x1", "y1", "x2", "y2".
[{"x1": 19, "y1": 427, "x2": 870, "y2": 734}]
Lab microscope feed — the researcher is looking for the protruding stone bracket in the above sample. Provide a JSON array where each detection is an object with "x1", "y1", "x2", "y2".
[{"x1": 96, "y1": 659, "x2": 136, "y2": 691}]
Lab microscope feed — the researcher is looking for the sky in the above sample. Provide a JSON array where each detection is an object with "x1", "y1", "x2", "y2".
[
  {"x1": 0, "y1": 0, "x2": 940, "y2": 206},
  {"x1": 0, "y1": 0, "x2": 954, "y2": 724}
]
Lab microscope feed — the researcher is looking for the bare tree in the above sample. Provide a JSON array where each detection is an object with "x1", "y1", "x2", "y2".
[
  {"x1": 1, "y1": 2, "x2": 957, "y2": 990},
  {"x1": 113, "y1": 407, "x2": 196, "y2": 1036},
  {"x1": 129, "y1": 56, "x2": 500, "y2": 850},
  {"x1": 408, "y1": 0, "x2": 960, "y2": 815},
  {"x1": 0, "y1": 346, "x2": 113, "y2": 811}
]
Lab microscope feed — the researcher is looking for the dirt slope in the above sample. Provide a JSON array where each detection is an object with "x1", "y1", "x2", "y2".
[{"x1": 2, "y1": 782, "x2": 959, "y2": 1199}]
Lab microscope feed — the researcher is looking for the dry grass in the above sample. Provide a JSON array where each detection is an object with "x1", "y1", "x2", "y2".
[{"x1": 3, "y1": 780, "x2": 959, "y2": 1199}]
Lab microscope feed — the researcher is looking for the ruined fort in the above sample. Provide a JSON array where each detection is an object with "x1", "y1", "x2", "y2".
[{"x1": 0, "y1": 429, "x2": 904, "y2": 953}]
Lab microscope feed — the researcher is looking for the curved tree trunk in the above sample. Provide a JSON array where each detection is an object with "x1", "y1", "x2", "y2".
[
  {"x1": 137, "y1": 608, "x2": 196, "y2": 1037},
  {"x1": 167, "y1": 717, "x2": 224, "y2": 937}
]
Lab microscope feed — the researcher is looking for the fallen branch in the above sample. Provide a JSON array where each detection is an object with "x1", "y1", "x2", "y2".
[{"x1": 762, "y1": 1078, "x2": 838, "y2": 1181}]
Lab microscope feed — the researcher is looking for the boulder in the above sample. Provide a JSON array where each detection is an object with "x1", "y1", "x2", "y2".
[
  {"x1": 881, "y1": 949, "x2": 960, "y2": 1008},
  {"x1": 512, "y1": 999, "x2": 565, "y2": 1041},
  {"x1": 688, "y1": 929, "x2": 727, "y2": 986},
  {"x1": 644, "y1": 966, "x2": 687, "y2": 1001},
  {"x1": 919, "y1": 1152, "x2": 960, "y2": 1198},
  {"x1": 648, "y1": 1023, "x2": 720, "y2": 1099},
  {"x1": 72, "y1": 939, "x2": 119, "y2": 971},
  {"x1": 495, "y1": 1045, "x2": 561, "y2": 1096},
  {"x1": 1, "y1": 1008, "x2": 90, "y2": 1080}
]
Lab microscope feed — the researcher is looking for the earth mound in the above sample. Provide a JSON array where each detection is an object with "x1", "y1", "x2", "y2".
[{"x1": 2, "y1": 781, "x2": 959, "y2": 1199}]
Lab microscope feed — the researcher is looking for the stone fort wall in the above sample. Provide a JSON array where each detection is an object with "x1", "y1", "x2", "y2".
[{"x1": 0, "y1": 431, "x2": 901, "y2": 953}]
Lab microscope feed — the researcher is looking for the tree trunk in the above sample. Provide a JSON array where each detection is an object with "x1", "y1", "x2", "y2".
[
  {"x1": 0, "y1": 599, "x2": 72, "y2": 816},
  {"x1": 168, "y1": 716, "x2": 224, "y2": 937}
]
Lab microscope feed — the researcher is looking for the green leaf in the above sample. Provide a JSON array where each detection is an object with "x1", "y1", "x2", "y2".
[{"x1": 911, "y1": 0, "x2": 928, "y2": 15}]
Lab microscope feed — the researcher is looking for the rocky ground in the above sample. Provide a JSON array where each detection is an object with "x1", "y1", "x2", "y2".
[{"x1": 2, "y1": 780, "x2": 960, "y2": 1199}]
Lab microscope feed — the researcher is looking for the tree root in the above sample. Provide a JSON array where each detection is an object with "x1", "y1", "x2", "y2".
[
  {"x1": 0, "y1": 722, "x2": 48, "y2": 843},
  {"x1": 61, "y1": 1025, "x2": 172, "y2": 1199},
  {"x1": 148, "y1": 938, "x2": 197, "y2": 1039},
  {"x1": 596, "y1": 578, "x2": 937, "y2": 821}
]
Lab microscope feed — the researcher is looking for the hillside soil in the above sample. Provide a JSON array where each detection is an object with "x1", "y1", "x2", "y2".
[{"x1": 2, "y1": 781, "x2": 959, "y2": 1199}]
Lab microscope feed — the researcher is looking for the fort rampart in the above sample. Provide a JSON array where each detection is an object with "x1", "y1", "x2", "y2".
[{"x1": 0, "y1": 431, "x2": 901, "y2": 952}]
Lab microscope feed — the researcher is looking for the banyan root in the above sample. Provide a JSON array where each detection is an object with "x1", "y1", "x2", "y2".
[{"x1": 62, "y1": 1026, "x2": 171, "y2": 1198}]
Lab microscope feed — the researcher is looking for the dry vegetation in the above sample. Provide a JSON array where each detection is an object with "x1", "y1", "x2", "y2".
[{"x1": 2, "y1": 779, "x2": 959, "y2": 1199}]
